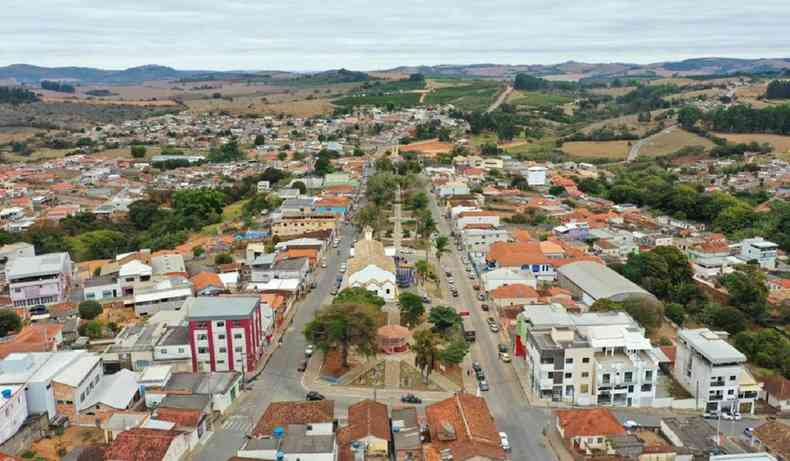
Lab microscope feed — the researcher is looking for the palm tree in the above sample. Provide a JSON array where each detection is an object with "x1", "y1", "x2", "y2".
[
  {"x1": 413, "y1": 329, "x2": 440, "y2": 384},
  {"x1": 415, "y1": 259, "x2": 432, "y2": 284},
  {"x1": 433, "y1": 235, "x2": 449, "y2": 262}
]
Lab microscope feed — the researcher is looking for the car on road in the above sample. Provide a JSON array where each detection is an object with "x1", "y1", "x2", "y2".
[
  {"x1": 401, "y1": 393, "x2": 422, "y2": 404},
  {"x1": 468, "y1": 273, "x2": 475, "y2": 279},
  {"x1": 478, "y1": 293, "x2": 485, "y2": 301},
  {"x1": 297, "y1": 360, "x2": 308, "y2": 372},
  {"x1": 472, "y1": 362, "x2": 481, "y2": 372},
  {"x1": 480, "y1": 303, "x2": 489, "y2": 311},
  {"x1": 306, "y1": 391, "x2": 325, "y2": 401},
  {"x1": 452, "y1": 290, "x2": 459, "y2": 297},
  {"x1": 722, "y1": 411, "x2": 742, "y2": 421},
  {"x1": 421, "y1": 296, "x2": 431, "y2": 304},
  {"x1": 445, "y1": 270, "x2": 452, "y2": 277},
  {"x1": 486, "y1": 317, "x2": 496, "y2": 326},
  {"x1": 321, "y1": 261, "x2": 327, "y2": 268},
  {"x1": 499, "y1": 352, "x2": 511, "y2": 363},
  {"x1": 489, "y1": 324, "x2": 500, "y2": 333},
  {"x1": 479, "y1": 380, "x2": 490, "y2": 391},
  {"x1": 475, "y1": 369, "x2": 485, "y2": 381},
  {"x1": 459, "y1": 310, "x2": 470, "y2": 317},
  {"x1": 623, "y1": 420, "x2": 639, "y2": 429},
  {"x1": 339, "y1": 266, "x2": 346, "y2": 274},
  {"x1": 499, "y1": 432, "x2": 511, "y2": 452},
  {"x1": 744, "y1": 427, "x2": 754, "y2": 437},
  {"x1": 305, "y1": 344, "x2": 315, "y2": 357},
  {"x1": 498, "y1": 343, "x2": 508, "y2": 354},
  {"x1": 703, "y1": 411, "x2": 719, "y2": 420}
]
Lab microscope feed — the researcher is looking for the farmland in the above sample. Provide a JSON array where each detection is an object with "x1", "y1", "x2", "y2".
[
  {"x1": 712, "y1": 132, "x2": 790, "y2": 154},
  {"x1": 423, "y1": 81, "x2": 500, "y2": 111},
  {"x1": 639, "y1": 128, "x2": 714, "y2": 158},
  {"x1": 561, "y1": 140, "x2": 631, "y2": 159},
  {"x1": 508, "y1": 90, "x2": 573, "y2": 107},
  {"x1": 332, "y1": 92, "x2": 420, "y2": 109}
]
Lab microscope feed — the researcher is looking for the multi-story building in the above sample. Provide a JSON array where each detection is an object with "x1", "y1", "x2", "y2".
[
  {"x1": 6, "y1": 252, "x2": 73, "y2": 307},
  {"x1": 454, "y1": 210, "x2": 500, "y2": 231},
  {"x1": 186, "y1": 297, "x2": 265, "y2": 374},
  {"x1": 0, "y1": 242, "x2": 35, "y2": 288},
  {"x1": 737, "y1": 237, "x2": 778, "y2": 270},
  {"x1": 461, "y1": 227, "x2": 511, "y2": 254},
  {"x1": 674, "y1": 328, "x2": 757, "y2": 414},
  {"x1": 518, "y1": 305, "x2": 663, "y2": 407},
  {"x1": 0, "y1": 385, "x2": 27, "y2": 446},
  {"x1": 271, "y1": 213, "x2": 337, "y2": 237}
]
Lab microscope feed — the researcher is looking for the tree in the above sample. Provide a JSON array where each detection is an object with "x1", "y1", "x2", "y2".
[
  {"x1": 413, "y1": 329, "x2": 440, "y2": 383},
  {"x1": 428, "y1": 306, "x2": 460, "y2": 336},
  {"x1": 415, "y1": 259, "x2": 433, "y2": 283},
  {"x1": 304, "y1": 303, "x2": 379, "y2": 367},
  {"x1": 128, "y1": 200, "x2": 161, "y2": 231},
  {"x1": 208, "y1": 139, "x2": 245, "y2": 163},
  {"x1": 734, "y1": 329, "x2": 790, "y2": 377},
  {"x1": 193, "y1": 245, "x2": 205, "y2": 258},
  {"x1": 548, "y1": 185, "x2": 565, "y2": 196},
  {"x1": 619, "y1": 246, "x2": 700, "y2": 305},
  {"x1": 0, "y1": 310, "x2": 21, "y2": 337},
  {"x1": 721, "y1": 265, "x2": 768, "y2": 321},
  {"x1": 215, "y1": 253, "x2": 233, "y2": 265},
  {"x1": 79, "y1": 320, "x2": 104, "y2": 339},
  {"x1": 439, "y1": 339, "x2": 469, "y2": 367},
  {"x1": 130, "y1": 145, "x2": 146, "y2": 159},
  {"x1": 665, "y1": 303, "x2": 685, "y2": 326},
  {"x1": 254, "y1": 134, "x2": 266, "y2": 146},
  {"x1": 701, "y1": 303, "x2": 748, "y2": 335},
  {"x1": 334, "y1": 287, "x2": 385, "y2": 308},
  {"x1": 277, "y1": 152, "x2": 287, "y2": 161},
  {"x1": 591, "y1": 298, "x2": 663, "y2": 334},
  {"x1": 433, "y1": 235, "x2": 449, "y2": 261},
  {"x1": 292, "y1": 181, "x2": 307, "y2": 195},
  {"x1": 78, "y1": 300, "x2": 103, "y2": 320},
  {"x1": 68, "y1": 230, "x2": 131, "y2": 261},
  {"x1": 514, "y1": 74, "x2": 548, "y2": 91},
  {"x1": 677, "y1": 106, "x2": 703, "y2": 130},
  {"x1": 399, "y1": 293, "x2": 425, "y2": 328}
]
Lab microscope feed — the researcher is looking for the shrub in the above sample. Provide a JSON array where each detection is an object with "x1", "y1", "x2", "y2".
[{"x1": 78, "y1": 300, "x2": 103, "y2": 320}]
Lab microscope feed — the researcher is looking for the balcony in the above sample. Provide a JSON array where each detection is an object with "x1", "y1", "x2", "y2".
[{"x1": 710, "y1": 381, "x2": 726, "y2": 387}]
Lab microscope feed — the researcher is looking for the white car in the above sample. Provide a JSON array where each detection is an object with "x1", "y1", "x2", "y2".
[
  {"x1": 722, "y1": 411, "x2": 742, "y2": 421},
  {"x1": 499, "y1": 432, "x2": 511, "y2": 452},
  {"x1": 623, "y1": 420, "x2": 639, "y2": 429},
  {"x1": 321, "y1": 261, "x2": 327, "y2": 268},
  {"x1": 305, "y1": 344, "x2": 315, "y2": 357}
]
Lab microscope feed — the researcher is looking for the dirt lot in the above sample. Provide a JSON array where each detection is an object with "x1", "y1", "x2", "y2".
[
  {"x1": 0, "y1": 127, "x2": 47, "y2": 143},
  {"x1": 400, "y1": 139, "x2": 453, "y2": 155},
  {"x1": 561, "y1": 140, "x2": 631, "y2": 159},
  {"x1": 640, "y1": 128, "x2": 714, "y2": 157},
  {"x1": 30, "y1": 426, "x2": 104, "y2": 461},
  {"x1": 713, "y1": 132, "x2": 790, "y2": 154}
]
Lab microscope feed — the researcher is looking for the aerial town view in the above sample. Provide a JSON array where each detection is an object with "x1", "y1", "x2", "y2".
[{"x1": 0, "y1": 2, "x2": 789, "y2": 461}]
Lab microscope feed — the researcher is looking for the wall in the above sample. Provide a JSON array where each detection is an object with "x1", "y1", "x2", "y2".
[{"x1": 0, "y1": 413, "x2": 49, "y2": 456}]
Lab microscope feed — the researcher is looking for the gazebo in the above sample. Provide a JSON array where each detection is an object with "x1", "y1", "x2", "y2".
[{"x1": 377, "y1": 324, "x2": 410, "y2": 354}]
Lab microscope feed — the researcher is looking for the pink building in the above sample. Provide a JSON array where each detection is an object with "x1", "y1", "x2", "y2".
[
  {"x1": 187, "y1": 297, "x2": 264, "y2": 374},
  {"x1": 6, "y1": 252, "x2": 72, "y2": 307}
]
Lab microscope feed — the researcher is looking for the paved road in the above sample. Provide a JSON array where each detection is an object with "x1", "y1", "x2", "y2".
[
  {"x1": 486, "y1": 85, "x2": 514, "y2": 113},
  {"x1": 191, "y1": 223, "x2": 360, "y2": 460},
  {"x1": 427, "y1": 190, "x2": 556, "y2": 461},
  {"x1": 626, "y1": 125, "x2": 677, "y2": 162}
]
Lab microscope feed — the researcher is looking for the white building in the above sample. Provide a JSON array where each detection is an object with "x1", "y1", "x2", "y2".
[
  {"x1": 527, "y1": 166, "x2": 547, "y2": 186},
  {"x1": 674, "y1": 329, "x2": 758, "y2": 414},
  {"x1": 461, "y1": 228, "x2": 511, "y2": 253},
  {"x1": 0, "y1": 385, "x2": 28, "y2": 446},
  {"x1": 481, "y1": 267, "x2": 537, "y2": 292},
  {"x1": 345, "y1": 229, "x2": 398, "y2": 301},
  {"x1": 737, "y1": 237, "x2": 778, "y2": 270},
  {"x1": 454, "y1": 211, "x2": 500, "y2": 231}
]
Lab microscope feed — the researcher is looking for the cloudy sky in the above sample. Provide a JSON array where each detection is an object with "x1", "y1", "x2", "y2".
[{"x1": 2, "y1": 0, "x2": 789, "y2": 70}]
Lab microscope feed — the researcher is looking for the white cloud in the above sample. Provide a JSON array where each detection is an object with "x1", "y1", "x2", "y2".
[{"x1": 1, "y1": 0, "x2": 788, "y2": 70}]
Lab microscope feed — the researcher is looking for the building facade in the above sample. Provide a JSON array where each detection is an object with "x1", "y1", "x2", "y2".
[{"x1": 6, "y1": 252, "x2": 73, "y2": 307}]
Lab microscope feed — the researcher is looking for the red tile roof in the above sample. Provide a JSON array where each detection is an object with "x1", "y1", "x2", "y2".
[
  {"x1": 155, "y1": 407, "x2": 203, "y2": 428},
  {"x1": 0, "y1": 324, "x2": 62, "y2": 359},
  {"x1": 190, "y1": 271, "x2": 224, "y2": 292},
  {"x1": 555, "y1": 408, "x2": 626, "y2": 439},
  {"x1": 424, "y1": 394, "x2": 505, "y2": 461},
  {"x1": 253, "y1": 400, "x2": 335, "y2": 437},
  {"x1": 105, "y1": 428, "x2": 180, "y2": 461},
  {"x1": 337, "y1": 400, "x2": 391, "y2": 461},
  {"x1": 490, "y1": 284, "x2": 540, "y2": 300},
  {"x1": 764, "y1": 375, "x2": 790, "y2": 400}
]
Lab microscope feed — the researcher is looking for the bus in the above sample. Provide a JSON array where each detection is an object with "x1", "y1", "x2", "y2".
[{"x1": 462, "y1": 318, "x2": 476, "y2": 342}]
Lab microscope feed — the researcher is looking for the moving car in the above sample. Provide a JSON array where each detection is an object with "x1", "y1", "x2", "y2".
[
  {"x1": 305, "y1": 344, "x2": 315, "y2": 357},
  {"x1": 401, "y1": 393, "x2": 422, "y2": 404},
  {"x1": 297, "y1": 360, "x2": 308, "y2": 372},
  {"x1": 479, "y1": 380, "x2": 490, "y2": 391},
  {"x1": 478, "y1": 293, "x2": 485, "y2": 301},
  {"x1": 499, "y1": 432, "x2": 511, "y2": 452},
  {"x1": 486, "y1": 317, "x2": 496, "y2": 326},
  {"x1": 306, "y1": 391, "x2": 325, "y2": 401},
  {"x1": 500, "y1": 352, "x2": 511, "y2": 363},
  {"x1": 475, "y1": 369, "x2": 485, "y2": 381},
  {"x1": 480, "y1": 303, "x2": 489, "y2": 311}
]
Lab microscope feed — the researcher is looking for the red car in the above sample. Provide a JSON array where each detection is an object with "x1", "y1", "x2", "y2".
[{"x1": 459, "y1": 310, "x2": 471, "y2": 317}]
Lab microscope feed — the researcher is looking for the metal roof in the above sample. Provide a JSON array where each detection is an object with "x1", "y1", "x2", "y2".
[
  {"x1": 186, "y1": 296, "x2": 259, "y2": 320},
  {"x1": 6, "y1": 252, "x2": 69, "y2": 279},
  {"x1": 557, "y1": 261, "x2": 653, "y2": 301},
  {"x1": 678, "y1": 329, "x2": 747, "y2": 364}
]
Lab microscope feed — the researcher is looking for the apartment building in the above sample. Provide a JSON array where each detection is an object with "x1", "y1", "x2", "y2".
[
  {"x1": 461, "y1": 227, "x2": 511, "y2": 253},
  {"x1": 518, "y1": 305, "x2": 663, "y2": 407},
  {"x1": 454, "y1": 210, "x2": 500, "y2": 231},
  {"x1": 674, "y1": 329, "x2": 757, "y2": 414},
  {"x1": 186, "y1": 297, "x2": 264, "y2": 374},
  {"x1": 737, "y1": 237, "x2": 778, "y2": 270},
  {"x1": 6, "y1": 252, "x2": 73, "y2": 307}
]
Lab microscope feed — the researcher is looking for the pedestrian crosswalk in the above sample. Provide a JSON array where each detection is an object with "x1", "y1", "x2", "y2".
[{"x1": 222, "y1": 416, "x2": 254, "y2": 434}]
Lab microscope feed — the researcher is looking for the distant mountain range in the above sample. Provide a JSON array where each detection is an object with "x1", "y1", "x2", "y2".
[{"x1": 1, "y1": 58, "x2": 789, "y2": 86}]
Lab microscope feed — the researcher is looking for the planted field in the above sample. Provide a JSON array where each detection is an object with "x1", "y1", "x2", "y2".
[
  {"x1": 561, "y1": 140, "x2": 631, "y2": 159},
  {"x1": 332, "y1": 92, "x2": 420, "y2": 108},
  {"x1": 712, "y1": 132, "x2": 790, "y2": 153},
  {"x1": 581, "y1": 109, "x2": 671, "y2": 137},
  {"x1": 640, "y1": 128, "x2": 714, "y2": 157},
  {"x1": 508, "y1": 90, "x2": 572, "y2": 107},
  {"x1": 424, "y1": 82, "x2": 499, "y2": 111}
]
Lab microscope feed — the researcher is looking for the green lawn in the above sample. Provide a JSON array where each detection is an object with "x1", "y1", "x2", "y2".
[{"x1": 424, "y1": 82, "x2": 500, "y2": 111}]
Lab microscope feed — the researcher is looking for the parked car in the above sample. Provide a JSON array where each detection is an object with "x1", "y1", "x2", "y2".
[
  {"x1": 623, "y1": 420, "x2": 639, "y2": 429},
  {"x1": 498, "y1": 343, "x2": 508, "y2": 354},
  {"x1": 472, "y1": 362, "x2": 482, "y2": 372},
  {"x1": 305, "y1": 344, "x2": 315, "y2": 357},
  {"x1": 500, "y1": 353, "x2": 511, "y2": 363},
  {"x1": 703, "y1": 411, "x2": 719, "y2": 420},
  {"x1": 297, "y1": 360, "x2": 308, "y2": 372},
  {"x1": 478, "y1": 293, "x2": 485, "y2": 301},
  {"x1": 487, "y1": 317, "x2": 496, "y2": 326},
  {"x1": 321, "y1": 261, "x2": 327, "y2": 268},
  {"x1": 722, "y1": 411, "x2": 742, "y2": 421},
  {"x1": 401, "y1": 393, "x2": 422, "y2": 404},
  {"x1": 422, "y1": 296, "x2": 431, "y2": 304},
  {"x1": 475, "y1": 369, "x2": 485, "y2": 381},
  {"x1": 306, "y1": 391, "x2": 325, "y2": 401},
  {"x1": 330, "y1": 287, "x2": 338, "y2": 295},
  {"x1": 445, "y1": 270, "x2": 452, "y2": 277},
  {"x1": 479, "y1": 380, "x2": 490, "y2": 391},
  {"x1": 499, "y1": 432, "x2": 511, "y2": 452},
  {"x1": 489, "y1": 324, "x2": 500, "y2": 333},
  {"x1": 480, "y1": 303, "x2": 489, "y2": 311},
  {"x1": 459, "y1": 310, "x2": 470, "y2": 317},
  {"x1": 744, "y1": 427, "x2": 754, "y2": 437},
  {"x1": 452, "y1": 290, "x2": 459, "y2": 297}
]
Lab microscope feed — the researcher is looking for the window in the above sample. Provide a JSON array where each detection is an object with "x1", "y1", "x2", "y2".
[
  {"x1": 580, "y1": 384, "x2": 589, "y2": 394},
  {"x1": 85, "y1": 292, "x2": 96, "y2": 300},
  {"x1": 177, "y1": 348, "x2": 185, "y2": 354},
  {"x1": 581, "y1": 372, "x2": 589, "y2": 378},
  {"x1": 218, "y1": 334, "x2": 226, "y2": 340},
  {"x1": 602, "y1": 373, "x2": 611, "y2": 383},
  {"x1": 160, "y1": 348, "x2": 168, "y2": 355},
  {"x1": 730, "y1": 375, "x2": 737, "y2": 381},
  {"x1": 235, "y1": 347, "x2": 243, "y2": 353},
  {"x1": 234, "y1": 334, "x2": 243, "y2": 339},
  {"x1": 645, "y1": 370, "x2": 653, "y2": 381},
  {"x1": 564, "y1": 373, "x2": 572, "y2": 379},
  {"x1": 565, "y1": 358, "x2": 573, "y2": 364},
  {"x1": 540, "y1": 357, "x2": 554, "y2": 365},
  {"x1": 582, "y1": 357, "x2": 590, "y2": 364},
  {"x1": 624, "y1": 372, "x2": 633, "y2": 383},
  {"x1": 641, "y1": 384, "x2": 652, "y2": 392},
  {"x1": 198, "y1": 347, "x2": 208, "y2": 354},
  {"x1": 217, "y1": 360, "x2": 225, "y2": 365},
  {"x1": 217, "y1": 321, "x2": 225, "y2": 327},
  {"x1": 728, "y1": 389, "x2": 734, "y2": 395},
  {"x1": 219, "y1": 347, "x2": 227, "y2": 353},
  {"x1": 197, "y1": 334, "x2": 208, "y2": 341}
]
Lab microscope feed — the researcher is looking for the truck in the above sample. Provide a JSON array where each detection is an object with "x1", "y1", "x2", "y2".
[{"x1": 462, "y1": 318, "x2": 476, "y2": 342}]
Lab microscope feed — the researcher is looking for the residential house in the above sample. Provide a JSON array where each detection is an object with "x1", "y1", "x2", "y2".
[
  {"x1": 481, "y1": 267, "x2": 537, "y2": 292},
  {"x1": 251, "y1": 400, "x2": 335, "y2": 438},
  {"x1": 0, "y1": 242, "x2": 35, "y2": 287},
  {"x1": 152, "y1": 406, "x2": 209, "y2": 451},
  {"x1": 105, "y1": 428, "x2": 190, "y2": 461},
  {"x1": 153, "y1": 326, "x2": 193, "y2": 371},
  {"x1": 737, "y1": 237, "x2": 778, "y2": 270},
  {"x1": 83, "y1": 275, "x2": 119, "y2": 301},
  {"x1": 186, "y1": 297, "x2": 265, "y2": 373},
  {"x1": 391, "y1": 406, "x2": 423, "y2": 461},
  {"x1": 490, "y1": 283, "x2": 541, "y2": 310},
  {"x1": 674, "y1": 328, "x2": 758, "y2": 414},
  {"x1": 117, "y1": 259, "x2": 153, "y2": 296},
  {"x1": 486, "y1": 239, "x2": 600, "y2": 282},
  {"x1": 190, "y1": 272, "x2": 225, "y2": 296},
  {"x1": 763, "y1": 376, "x2": 790, "y2": 412},
  {"x1": 753, "y1": 421, "x2": 790, "y2": 461},
  {"x1": 555, "y1": 408, "x2": 626, "y2": 455},
  {"x1": 0, "y1": 385, "x2": 27, "y2": 446},
  {"x1": 272, "y1": 213, "x2": 337, "y2": 237},
  {"x1": 6, "y1": 252, "x2": 73, "y2": 307},
  {"x1": 131, "y1": 276, "x2": 193, "y2": 316},
  {"x1": 460, "y1": 228, "x2": 511, "y2": 254},
  {"x1": 144, "y1": 371, "x2": 242, "y2": 414},
  {"x1": 337, "y1": 400, "x2": 391, "y2": 461},
  {"x1": 423, "y1": 393, "x2": 505, "y2": 461},
  {"x1": 455, "y1": 210, "x2": 500, "y2": 231}
]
